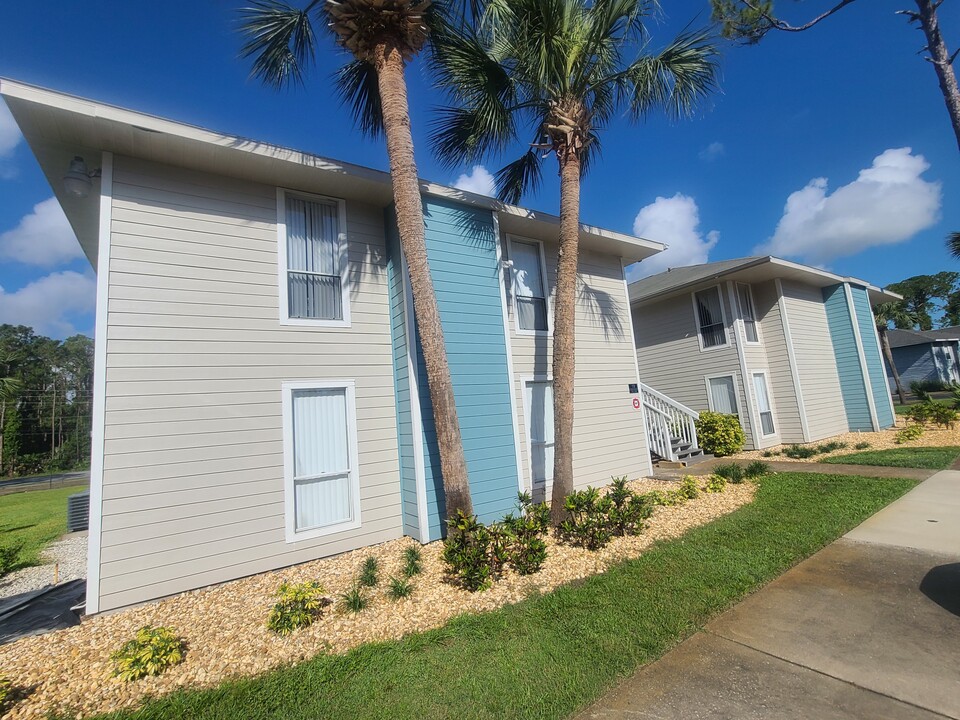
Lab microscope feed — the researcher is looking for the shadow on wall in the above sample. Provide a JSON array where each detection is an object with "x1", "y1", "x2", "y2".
[{"x1": 920, "y1": 562, "x2": 960, "y2": 618}]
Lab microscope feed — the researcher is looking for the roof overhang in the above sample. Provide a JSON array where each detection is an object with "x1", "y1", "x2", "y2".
[
  {"x1": 631, "y1": 256, "x2": 902, "y2": 306},
  {"x1": 0, "y1": 78, "x2": 664, "y2": 269}
]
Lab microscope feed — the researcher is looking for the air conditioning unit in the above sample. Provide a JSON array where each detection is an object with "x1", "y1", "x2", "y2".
[{"x1": 67, "y1": 490, "x2": 90, "y2": 533}]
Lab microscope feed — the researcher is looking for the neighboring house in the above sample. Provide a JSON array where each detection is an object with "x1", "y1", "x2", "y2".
[
  {"x1": 884, "y1": 328, "x2": 960, "y2": 388},
  {"x1": 1, "y1": 79, "x2": 661, "y2": 614},
  {"x1": 628, "y1": 257, "x2": 900, "y2": 454}
]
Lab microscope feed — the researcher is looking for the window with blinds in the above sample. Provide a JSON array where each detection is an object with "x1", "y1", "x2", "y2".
[
  {"x1": 736, "y1": 283, "x2": 759, "y2": 343},
  {"x1": 694, "y1": 286, "x2": 727, "y2": 349},
  {"x1": 752, "y1": 372, "x2": 776, "y2": 436},
  {"x1": 283, "y1": 193, "x2": 345, "y2": 323},
  {"x1": 511, "y1": 238, "x2": 549, "y2": 332},
  {"x1": 707, "y1": 375, "x2": 739, "y2": 415},
  {"x1": 283, "y1": 382, "x2": 360, "y2": 540}
]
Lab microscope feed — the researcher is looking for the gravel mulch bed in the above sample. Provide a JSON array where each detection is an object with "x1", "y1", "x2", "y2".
[
  {"x1": 0, "y1": 478, "x2": 754, "y2": 720},
  {"x1": 732, "y1": 417, "x2": 960, "y2": 463},
  {"x1": 0, "y1": 534, "x2": 87, "y2": 600}
]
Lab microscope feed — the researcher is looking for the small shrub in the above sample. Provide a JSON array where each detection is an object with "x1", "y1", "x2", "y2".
[
  {"x1": 0, "y1": 673, "x2": 10, "y2": 712},
  {"x1": 760, "y1": 450, "x2": 779, "y2": 458},
  {"x1": 442, "y1": 511, "x2": 502, "y2": 591},
  {"x1": 854, "y1": 441, "x2": 871, "y2": 450},
  {"x1": 782, "y1": 444, "x2": 818, "y2": 459},
  {"x1": 714, "y1": 463, "x2": 745, "y2": 483},
  {"x1": 895, "y1": 423, "x2": 925, "y2": 444},
  {"x1": 267, "y1": 581, "x2": 327, "y2": 636},
  {"x1": 0, "y1": 543, "x2": 23, "y2": 578},
  {"x1": 502, "y1": 493, "x2": 549, "y2": 575},
  {"x1": 906, "y1": 402, "x2": 934, "y2": 425},
  {"x1": 676, "y1": 475, "x2": 700, "y2": 501},
  {"x1": 705, "y1": 474, "x2": 726, "y2": 493},
  {"x1": 695, "y1": 411, "x2": 746, "y2": 457},
  {"x1": 642, "y1": 489, "x2": 678, "y2": 507},
  {"x1": 558, "y1": 487, "x2": 613, "y2": 550},
  {"x1": 814, "y1": 441, "x2": 847, "y2": 454},
  {"x1": 341, "y1": 584, "x2": 368, "y2": 613},
  {"x1": 359, "y1": 556, "x2": 379, "y2": 588},
  {"x1": 744, "y1": 460, "x2": 771, "y2": 478},
  {"x1": 605, "y1": 477, "x2": 654, "y2": 537},
  {"x1": 387, "y1": 576, "x2": 414, "y2": 600},
  {"x1": 929, "y1": 402, "x2": 959, "y2": 429},
  {"x1": 402, "y1": 546, "x2": 422, "y2": 578},
  {"x1": 910, "y1": 379, "x2": 945, "y2": 401},
  {"x1": 111, "y1": 626, "x2": 185, "y2": 681}
]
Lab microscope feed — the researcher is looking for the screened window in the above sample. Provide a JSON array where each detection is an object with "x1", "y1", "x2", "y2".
[
  {"x1": 284, "y1": 195, "x2": 344, "y2": 321},
  {"x1": 286, "y1": 384, "x2": 359, "y2": 537},
  {"x1": 694, "y1": 287, "x2": 726, "y2": 348},
  {"x1": 737, "y1": 283, "x2": 759, "y2": 343},
  {"x1": 752, "y1": 373, "x2": 776, "y2": 436},
  {"x1": 708, "y1": 376, "x2": 739, "y2": 415},
  {"x1": 512, "y1": 239, "x2": 548, "y2": 332},
  {"x1": 525, "y1": 379, "x2": 554, "y2": 493}
]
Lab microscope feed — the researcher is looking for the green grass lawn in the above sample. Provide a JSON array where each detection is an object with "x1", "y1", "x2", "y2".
[
  {"x1": 0, "y1": 485, "x2": 87, "y2": 570},
  {"x1": 85, "y1": 472, "x2": 914, "y2": 720},
  {"x1": 823, "y1": 446, "x2": 960, "y2": 470}
]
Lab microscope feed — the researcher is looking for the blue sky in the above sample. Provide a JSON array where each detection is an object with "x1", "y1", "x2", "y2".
[{"x1": 0, "y1": 0, "x2": 957, "y2": 338}]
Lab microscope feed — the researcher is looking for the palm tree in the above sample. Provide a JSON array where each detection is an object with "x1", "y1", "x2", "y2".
[
  {"x1": 431, "y1": 0, "x2": 719, "y2": 524},
  {"x1": 947, "y1": 231, "x2": 960, "y2": 260},
  {"x1": 239, "y1": 0, "x2": 474, "y2": 520},
  {"x1": 873, "y1": 302, "x2": 918, "y2": 406}
]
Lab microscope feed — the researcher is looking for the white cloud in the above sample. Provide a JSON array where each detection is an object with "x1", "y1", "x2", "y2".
[
  {"x1": 0, "y1": 102, "x2": 21, "y2": 156},
  {"x1": 699, "y1": 141, "x2": 725, "y2": 162},
  {"x1": 755, "y1": 147, "x2": 942, "y2": 265},
  {"x1": 453, "y1": 165, "x2": 495, "y2": 196},
  {"x1": 629, "y1": 193, "x2": 719, "y2": 279},
  {"x1": 0, "y1": 197, "x2": 82, "y2": 267},
  {"x1": 0, "y1": 271, "x2": 96, "y2": 338}
]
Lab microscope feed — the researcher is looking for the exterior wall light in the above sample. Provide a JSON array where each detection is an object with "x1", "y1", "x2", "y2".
[{"x1": 63, "y1": 156, "x2": 101, "y2": 198}]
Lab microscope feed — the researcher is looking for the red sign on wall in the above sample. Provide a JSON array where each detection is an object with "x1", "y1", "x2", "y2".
[{"x1": 632, "y1": 397, "x2": 641, "y2": 410}]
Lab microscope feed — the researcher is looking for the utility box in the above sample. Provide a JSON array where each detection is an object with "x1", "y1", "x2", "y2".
[{"x1": 66, "y1": 490, "x2": 90, "y2": 533}]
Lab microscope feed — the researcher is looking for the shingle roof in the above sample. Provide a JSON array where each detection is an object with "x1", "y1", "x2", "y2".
[
  {"x1": 886, "y1": 328, "x2": 960, "y2": 349},
  {"x1": 628, "y1": 257, "x2": 766, "y2": 303}
]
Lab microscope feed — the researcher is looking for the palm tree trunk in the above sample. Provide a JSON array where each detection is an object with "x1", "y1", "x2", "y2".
[
  {"x1": 880, "y1": 327, "x2": 907, "y2": 405},
  {"x1": 549, "y1": 152, "x2": 582, "y2": 526},
  {"x1": 371, "y1": 39, "x2": 473, "y2": 523},
  {"x1": 915, "y1": 0, "x2": 960, "y2": 152}
]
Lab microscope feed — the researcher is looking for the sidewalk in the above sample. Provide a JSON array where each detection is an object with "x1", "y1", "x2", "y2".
[{"x1": 575, "y1": 470, "x2": 960, "y2": 720}]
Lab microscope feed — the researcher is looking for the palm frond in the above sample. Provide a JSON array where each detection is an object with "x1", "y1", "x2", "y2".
[
  {"x1": 495, "y1": 148, "x2": 543, "y2": 205},
  {"x1": 334, "y1": 60, "x2": 384, "y2": 139},
  {"x1": 238, "y1": 0, "x2": 322, "y2": 88},
  {"x1": 948, "y1": 231, "x2": 960, "y2": 260},
  {"x1": 430, "y1": 105, "x2": 516, "y2": 168}
]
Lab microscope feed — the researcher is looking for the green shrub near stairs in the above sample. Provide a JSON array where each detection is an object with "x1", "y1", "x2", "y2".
[{"x1": 695, "y1": 412, "x2": 745, "y2": 457}]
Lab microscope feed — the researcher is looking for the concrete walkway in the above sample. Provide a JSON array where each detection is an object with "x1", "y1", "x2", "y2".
[{"x1": 575, "y1": 470, "x2": 960, "y2": 720}]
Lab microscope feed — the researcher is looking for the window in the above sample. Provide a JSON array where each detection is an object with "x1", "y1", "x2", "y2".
[
  {"x1": 511, "y1": 238, "x2": 549, "y2": 332},
  {"x1": 693, "y1": 286, "x2": 727, "y2": 349},
  {"x1": 283, "y1": 381, "x2": 360, "y2": 541},
  {"x1": 752, "y1": 372, "x2": 776, "y2": 436},
  {"x1": 736, "y1": 283, "x2": 759, "y2": 343},
  {"x1": 523, "y1": 378, "x2": 554, "y2": 497},
  {"x1": 707, "y1": 375, "x2": 739, "y2": 415},
  {"x1": 279, "y1": 191, "x2": 348, "y2": 325}
]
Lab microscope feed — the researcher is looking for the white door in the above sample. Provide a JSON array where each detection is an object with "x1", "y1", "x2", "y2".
[{"x1": 524, "y1": 379, "x2": 554, "y2": 501}]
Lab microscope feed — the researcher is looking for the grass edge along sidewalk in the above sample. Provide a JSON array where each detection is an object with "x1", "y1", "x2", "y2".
[{"x1": 85, "y1": 472, "x2": 914, "y2": 720}]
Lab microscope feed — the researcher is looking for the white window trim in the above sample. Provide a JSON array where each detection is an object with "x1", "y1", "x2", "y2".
[
  {"x1": 736, "y1": 282, "x2": 762, "y2": 345},
  {"x1": 520, "y1": 373, "x2": 554, "y2": 495},
  {"x1": 507, "y1": 234, "x2": 553, "y2": 337},
  {"x1": 704, "y1": 373, "x2": 741, "y2": 416},
  {"x1": 691, "y1": 284, "x2": 730, "y2": 352},
  {"x1": 277, "y1": 188, "x2": 351, "y2": 328},
  {"x1": 282, "y1": 379, "x2": 362, "y2": 543},
  {"x1": 751, "y1": 370, "x2": 778, "y2": 439}
]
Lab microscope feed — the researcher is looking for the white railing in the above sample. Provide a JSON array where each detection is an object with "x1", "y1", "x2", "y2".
[{"x1": 640, "y1": 382, "x2": 699, "y2": 462}]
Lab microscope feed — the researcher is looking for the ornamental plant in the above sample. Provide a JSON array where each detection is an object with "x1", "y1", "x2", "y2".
[
  {"x1": 606, "y1": 477, "x2": 654, "y2": 537},
  {"x1": 557, "y1": 487, "x2": 614, "y2": 550},
  {"x1": 895, "y1": 423, "x2": 925, "y2": 444},
  {"x1": 501, "y1": 493, "x2": 550, "y2": 575},
  {"x1": 442, "y1": 511, "x2": 502, "y2": 591},
  {"x1": 695, "y1": 412, "x2": 745, "y2": 456},
  {"x1": 111, "y1": 626, "x2": 185, "y2": 681},
  {"x1": 267, "y1": 581, "x2": 327, "y2": 636},
  {"x1": 744, "y1": 460, "x2": 771, "y2": 479},
  {"x1": 676, "y1": 475, "x2": 701, "y2": 501},
  {"x1": 705, "y1": 474, "x2": 727, "y2": 493},
  {"x1": 0, "y1": 673, "x2": 10, "y2": 711},
  {"x1": 713, "y1": 463, "x2": 745, "y2": 484}
]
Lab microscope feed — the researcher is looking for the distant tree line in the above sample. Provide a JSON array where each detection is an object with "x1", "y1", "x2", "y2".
[{"x1": 0, "y1": 325, "x2": 94, "y2": 478}]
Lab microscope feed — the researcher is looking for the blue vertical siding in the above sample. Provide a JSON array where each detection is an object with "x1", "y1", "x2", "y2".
[
  {"x1": 385, "y1": 209, "x2": 421, "y2": 540},
  {"x1": 416, "y1": 197, "x2": 519, "y2": 538},
  {"x1": 823, "y1": 284, "x2": 873, "y2": 431},
  {"x1": 850, "y1": 285, "x2": 895, "y2": 428}
]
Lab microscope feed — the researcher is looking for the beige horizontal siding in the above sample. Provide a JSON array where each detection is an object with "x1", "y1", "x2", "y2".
[
  {"x1": 503, "y1": 233, "x2": 649, "y2": 491},
  {"x1": 97, "y1": 156, "x2": 403, "y2": 612},
  {"x1": 781, "y1": 279, "x2": 847, "y2": 440},
  {"x1": 754, "y1": 280, "x2": 804, "y2": 444}
]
